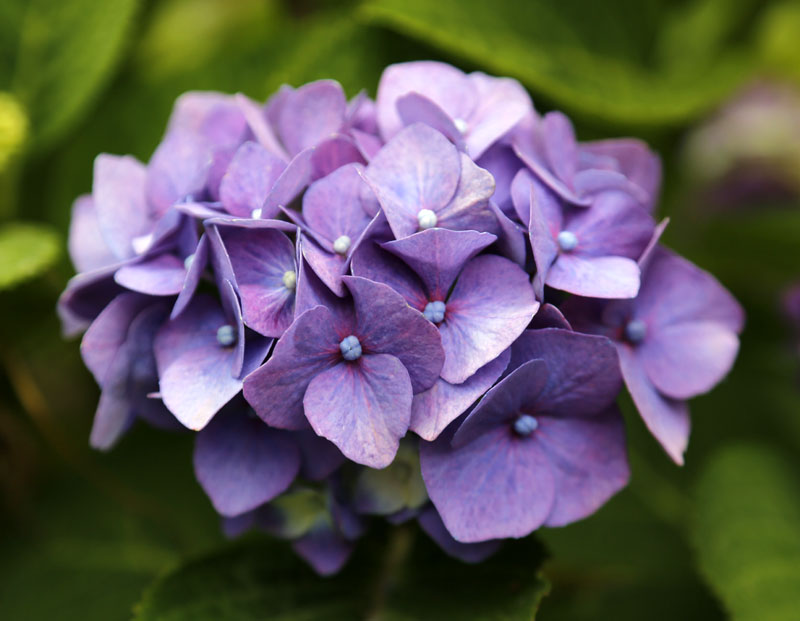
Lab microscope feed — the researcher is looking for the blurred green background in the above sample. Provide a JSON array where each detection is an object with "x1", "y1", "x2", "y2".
[{"x1": 2, "y1": 0, "x2": 800, "y2": 619}]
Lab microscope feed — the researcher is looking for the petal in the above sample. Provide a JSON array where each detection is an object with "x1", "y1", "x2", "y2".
[
  {"x1": 546, "y1": 253, "x2": 641, "y2": 299},
  {"x1": 294, "y1": 238, "x2": 352, "y2": 320},
  {"x1": 541, "y1": 111, "x2": 578, "y2": 187},
  {"x1": 194, "y1": 408, "x2": 300, "y2": 517},
  {"x1": 382, "y1": 228, "x2": 496, "y2": 299},
  {"x1": 58, "y1": 263, "x2": 125, "y2": 333},
  {"x1": 242, "y1": 306, "x2": 340, "y2": 430},
  {"x1": 344, "y1": 276, "x2": 444, "y2": 393},
  {"x1": 435, "y1": 153, "x2": 497, "y2": 233},
  {"x1": 418, "y1": 505, "x2": 501, "y2": 563},
  {"x1": 420, "y1": 424, "x2": 555, "y2": 542},
  {"x1": 171, "y1": 233, "x2": 210, "y2": 319},
  {"x1": 292, "y1": 525, "x2": 353, "y2": 576},
  {"x1": 617, "y1": 343, "x2": 690, "y2": 465},
  {"x1": 527, "y1": 181, "x2": 561, "y2": 299},
  {"x1": 278, "y1": 80, "x2": 347, "y2": 155},
  {"x1": 349, "y1": 239, "x2": 428, "y2": 311},
  {"x1": 530, "y1": 303, "x2": 571, "y2": 330},
  {"x1": 508, "y1": 328, "x2": 621, "y2": 417},
  {"x1": 477, "y1": 144, "x2": 522, "y2": 217},
  {"x1": 301, "y1": 238, "x2": 349, "y2": 297},
  {"x1": 640, "y1": 321, "x2": 740, "y2": 400},
  {"x1": 295, "y1": 431, "x2": 346, "y2": 481},
  {"x1": 539, "y1": 405, "x2": 630, "y2": 527},
  {"x1": 439, "y1": 255, "x2": 538, "y2": 384},
  {"x1": 89, "y1": 341, "x2": 135, "y2": 450},
  {"x1": 396, "y1": 93, "x2": 465, "y2": 150},
  {"x1": 146, "y1": 131, "x2": 212, "y2": 215},
  {"x1": 68, "y1": 195, "x2": 117, "y2": 272},
  {"x1": 262, "y1": 148, "x2": 314, "y2": 218},
  {"x1": 234, "y1": 93, "x2": 289, "y2": 161},
  {"x1": 302, "y1": 163, "x2": 373, "y2": 245},
  {"x1": 573, "y1": 169, "x2": 650, "y2": 205},
  {"x1": 513, "y1": 137, "x2": 590, "y2": 207},
  {"x1": 310, "y1": 135, "x2": 365, "y2": 180},
  {"x1": 488, "y1": 201, "x2": 527, "y2": 267},
  {"x1": 93, "y1": 154, "x2": 149, "y2": 260},
  {"x1": 114, "y1": 254, "x2": 186, "y2": 296},
  {"x1": 465, "y1": 72, "x2": 531, "y2": 159},
  {"x1": 303, "y1": 354, "x2": 412, "y2": 468},
  {"x1": 364, "y1": 123, "x2": 460, "y2": 239},
  {"x1": 219, "y1": 141, "x2": 286, "y2": 217},
  {"x1": 410, "y1": 349, "x2": 510, "y2": 442}
]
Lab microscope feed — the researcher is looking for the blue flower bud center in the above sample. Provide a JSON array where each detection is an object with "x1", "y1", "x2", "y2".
[
  {"x1": 557, "y1": 230, "x2": 578, "y2": 252},
  {"x1": 216, "y1": 324, "x2": 237, "y2": 347},
  {"x1": 339, "y1": 335, "x2": 362, "y2": 361},
  {"x1": 333, "y1": 235, "x2": 351, "y2": 255},
  {"x1": 513, "y1": 414, "x2": 539, "y2": 436},
  {"x1": 417, "y1": 209, "x2": 438, "y2": 230},
  {"x1": 625, "y1": 319, "x2": 647, "y2": 344},
  {"x1": 423, "y1": 300, "x2": 446, "y2": 324}
]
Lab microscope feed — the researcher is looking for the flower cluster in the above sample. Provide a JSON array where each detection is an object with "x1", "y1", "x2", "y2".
[{"x1": 60, "y1": 61, "x2": 744, "y2": 574}]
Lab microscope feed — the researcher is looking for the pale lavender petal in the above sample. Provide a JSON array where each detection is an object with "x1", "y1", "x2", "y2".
[
  {"x1": 540, "y1": 405, "x2": 630, "y2": 526},
  {"x1": 303, "y1": 354, "x2": 412, "y2": 468},
  {"x1": 541, "y1": 111, "x2": 578, "y2": 187},
  {"x1": 477, "y1": 144, "x2": 522, "y2": 216},
  {"x1": 262, "y1": 148, "x2": 314, "y2": 218},
  {"x1": 377, "y1": 61, "x2": 475, "y2": 140},
  {"x1": 364, "y1": 123, "x2": 460, "y2": 238},
  {"x1": 513, "y1": 138, "x2": 591, "y2": 207},
  {"x1": 89, "y1": 341, "x2": 135, "y2": 450},
  {"x1": 617, "y1": 344, "x2": 690, "y2": 465},
  {"x1": 344, "y1": 276, "x2": 444, "y2": 393},
  {"x1": 418, "y1": 505, "x2": 501, "y2": 563},
  {"x1": 146, "y1": 131, "x2": 212, "y2": 215},
  {"x1": 639, "y1": 321, "x2": 740, "y2": 400},
  {"x1": 465, "y1": 72, "x2": 532, "y2": 159},
  {"x1": 235, "y1": 93, "x2": 289, "y2": 161},
  {"x1": 220, "y1": 141, "x2": 286, "y2": 217},
  {"x1": 528, "y1": 182, "x2": 561, "y2": 300},
  {"x1": 172, "y1": 234, "x2": 210, "y2": 319},
  {"x1": 311, "y1": 135, "x2": 366, "y2": 180},
  {"x1": 382, "y1": 228, "x2": 496, "y2": 299},
  {"x1": 420, "y1": 424, "x2": 555, "y2": 542},
  {"x1": 396, "y1": 93, "x2": 465, "y2": 150},
  {"x1": 302, "y1": 163, "x2": 373, "y2": 245},
  {"x1": 547, "y1": 254, "x2": 640, "y2": 299},
  {"x1": 114, "y1": 254, "x2": 186, "y2": 296},
  {"x1": 242, "y1": 306, "x2": 340, "y2": 430},
  {"x1": 411, "y1": 349, "x2": 510, "y2": 441},
  {"x1": 436, "y1": 153, "x2": 497, "y2": 233},
  {"x1": 573, "y1": 169, "x2": 649, "y2": 205},
  {"x1": 93, "y1": 154, "x2": 149, "y2": 260},
  {"x1": 439, "y1": 255, "x2": 538, "y2": 384},
  {"x1": 351, "y1": 129, "x2": 383, "y2": 161},
  {"x1": 349, "y1": 239, "x2": 429, "y2": 310},
  {"x1": 68, "y1": 195, "x2": 117, "y2": 272},
  {"x1": 301, "y1": 237, "x2": 348, "y2": 296},
  {"x1": 278, "y1": 80, "x2": 347, "y2": 155},
  {"x1": 489, "y1": 201, "x2": 527, "y2": 266},
  {"x1": 194, "y1": 408, "x2": 300, "y2": 516},
  {"x1": 292, "y1": 525, "x2": 353, "y2": 576}
]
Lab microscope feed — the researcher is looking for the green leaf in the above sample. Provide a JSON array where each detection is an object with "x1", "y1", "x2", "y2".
[
  {"x1": 0, "y1": 221, "x2": 59, "y2": 289},
  {"x1": 134, "y1": 528, "x2": 548, "y2": 620},
  {"x1": 360, "y1": 0, "x2": 757, "y2": 126},
  {"x1": 6, "y1": 0, "x2": 140, "y2": 150},
  {"x1": 693, "y1": 444, "x2": 800, "y2": 621}
]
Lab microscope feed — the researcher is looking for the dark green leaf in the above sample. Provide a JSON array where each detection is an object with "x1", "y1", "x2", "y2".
[
  {"x1": 693, "y1": 444, "x2": 800, "y2": 621},
  {"x1": 0, "y1": 221, "x2": 59, "y2": 290}
]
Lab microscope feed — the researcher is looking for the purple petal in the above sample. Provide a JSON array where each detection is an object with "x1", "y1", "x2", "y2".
[
  {"x1": 435, "y1": 153, "x2": 497, "y2": 233},
  {"x1": 540, "y1": 405, "x2": 630, "y2": 526},
  {"x1": 344, "y1": 276, "x2": 444, "y2": 393},
  {"x1": 351, "y1": 128, "x2": 383, "y2": 161},
  {"x1": 617, "y1": 344, "x2": 689, "y2": 465},
  {"x1": 242, "y1": 306, "x2": 340, "y2": 430},
  {"x1": 420, "y1": 423, "x2": 555, "y2": 542},
  {"x1": 508, "y1": 328, "x2": 621, "y2": 416},
  {"x1": 278, "y1": 80, "x2": 347, "y2": 155},
  {"x1": 513, "y1": 137, "x2": 590, "y2": 207},
  {"x1": 411, "y1": 349, "x2": 510, "y2": 441},
  {"x1": 349, "y1": 239, "x2": 428, "y2": 311},
  {"x1": 311, "y1": 135, "x2": 366, "y2": 180},
  {"x1": 295, "y1": 430, "x2": 346, "y2": 481},
  {"x1": 530, "y1": 303, "x2": 571, "y2": 330},
  {"x1": 172, "y1": 233, "x2": 210, "y2": 319},
  {"x1": 194, "y1": 408, "x2": 300, "y2": 516},
  {"x1": 262, "y1": 148, "x2": 314, "y2": 218},
  {"x1": 146, "y1": 131, "x2": 212, "y2": 215},
  {"x1": 89, "y1": 341, "x2": 135, "y2": 450},
  {"x1": 547, "y1": 254, "x2": 641, "y2": 299},
  {"x1": 364, "y1": 123, "x2": 460, "y2": 238},
  {"x1": 294, "y1": 238, "x2": 351, "y2": 319},
  {"x1": 303, "y1": 354, "x2": 412, "y2": 468},
  {"x1": 58, "y1": 263, "x2": 125, "y2": 334},
  {"x1": 465, "y1": 73, "x2": 531, "y2": 159},
  {"x1": 477, "y1": 145, "x2": 522, "y2": 217},
  {"x1": 219, "y1": 141, "x2": 287, "y2": 217},
  {"x1": 382, "y1": 228, "x2": 495, "y2": 299},
  {"x1": 301, "y1": 238, "x2": 348, "y2": 297},
  {"x1": 418, "y1": 505, "x2": 501, "y2": 563},
  {"x1": 235, "y1": 93, "x2": 289, "y2": 161},
  {"x1": 93, "y1": 154, "x2": 149, "y2": 260},
  {"x1": 302, "y1": 163, "x2": 373, "y2": 245},
  {"x1": 639, "y1": 321, "x2": 740, "y2": 400},
  {"x1": 68, "y1": 195, "x2": 117, "y2": 272},
  {"x1": 114, "y1": 254, "x2": 186, "y2": 296},
  {"x1": 527, "y1": 181, "x2": 561, "y2": 299},
  {"x1": 292, "y1": 525, "x2": 353, "y2": 576},
  {"x1": 488, "y1": 201, "x2": 527, "y2": 267},
  {"x1": 439, "y1": 255, "x2": 538, "y2": 384},
  {"x1": 396, "y1": 93, "x2": 465, "y2": 150},
  {"x1": 541, "y1": 111, "x2": 578, "y2": 187}
]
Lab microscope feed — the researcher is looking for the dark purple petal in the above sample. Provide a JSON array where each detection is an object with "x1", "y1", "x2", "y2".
[
  {"x1": 262, "y1": 148, "x2": 314, "y2": 218},
  {"x1": 344, "y1": 276, "x2": 444, "y2": 393},
  {"x1": 295, "y1": 430, "x2": 346, "y2": 481},
  {"x1": 292, "y1": 525, "x2": 353, "y2": 576},
  {"x1": 420, "y1": 423, "x2": 555, "y2": 542},
  {"x1": 301, "y1": 238, "x2": 348, "y2": 297},
  {"x1": 477, "y1": 145, "x2": 522, "y2": 216},
  {"x1": 278, "y1": 80, "x2": 347, "y2": 155},
  {"x1": 410, "y1": 349, "x2": 510, "y2": 442},
  {"x1": 58, "y1": 263, "x2": 126, "y2": 335},
  {"x1": 418, "y1": 505, "x2": 501, "y2": 563},
  {"x1": 242, "y1": 306, "x2": 340, "y2": 430},
  {"x1": 529, "y1": 303, "x2": 571, "y2": 330},
  {"x1": 488, "y1": 201, "x2": 527, "y2": 267},
  {"x1": 294, "y1": 238, "x2": 351, "y2": 319},
  {"x1": 194, "y1": 408, "x2": 300, "y2": 517},
  {"x1": 382, "y1": 228, "x2": 496, "y2": 299},
  {"x1": 438, "y1": 255, "x2": 538, "y2": 384},
  {"x1": 68, "y1": 195, "x2": 117, "y2": 272},
  {"x1": 114, "y1": 254, "x2": 186, "y2": 296},
  {"x1": 396, "y1": 93, "x2": 465, "y2": 150},
  {"x1": 546, "y1": 253, "x2": 641, "y2": 299},
  {"x1": 349, "y1": 240, "x2": 428, "y2": 311},
  {"x1": 219, "y1": 141, "x2": 286, "y2": 217},
  {"x1": 311, "y1": 135, "x2": 366, "y2": 180},
  {"x1": 303, "y1": 354, "x2": 412, "y2": 468},
  {"x1": 172, "y1": 233, "x2": 210, "y2": 319},
  {"x1": 89, "y1": 341, "x2": 135, "y2": 450},
  {"x1": 617, "y1": 344, "x2": 689, "y2": 465}
]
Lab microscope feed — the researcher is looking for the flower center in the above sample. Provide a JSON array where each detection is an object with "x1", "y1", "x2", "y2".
[
  {"x1": 216, "y1": 324, "x2": 237, "y2": 347},
  {"x1": 251, "y1": 207, "x2": 263, "y2": 219},
  {"x1": 625, "y1": 319, "x2": 647, "y2": 344},
  {"x1": 339, "y1": 335, "x2": 362, "y2": 361},
  {"x1": 333, "y1": 235, "x2": 351, "y2": 255},
  {"x1": 513, "y1": 414, "x2": 539, "y2": 436},
  {"x1": 423, "y1": 300, "x2": 446, "y2": 324},
  {"x1": 417, "y1": 209, "x2": 438, "y2": 230},
  {"x1": 183, "y1": 253, "x2": 195, "y2": 270},
  {"x1": 282, "y1": 270, "x2": 297, "y2": 290},
  {"x1": 453, "y1": 118, "x2": 468, "y2": 133},
  {"x1": 557, "y1": 230, "x2": 578, "y2": 252}
]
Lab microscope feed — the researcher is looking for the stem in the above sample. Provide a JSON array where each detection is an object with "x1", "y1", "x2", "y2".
[{"x1": 365, "y1": 523, "x2": 415, "y2": 621}]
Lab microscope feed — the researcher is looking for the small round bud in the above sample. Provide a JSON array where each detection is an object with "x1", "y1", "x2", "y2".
[
  {"x1": 418, "y1": 209, "x2": 438, "y2": 230},
  {"x1": 453, "y1": 117, "x2": 468, "y2": 133},
  {"x1": 184, "y1": 253, "x2": 195, "y2": 270},
  {"x1": 513, "y1": 414, "x2": 539, "y2": 436},
  {"x1": 282, "y1": 270, "x2": 297, "y2": 291},
  {"x1": 216, "y1": 324, "x2": 237, "y2": 347},
  {"x1": 339, "y1": 335, "x2": 362, "y2": 361},
  {"x1": 625, "y1": 319, "x2": 647, "y2": 344},
  {"x1": 333, "y1": 235, "x2": 351, "y2": 255},
  {"x1": 557, "y1": 230, "x2": 578, "y2": 252},
  {"x1": 251, "y1": 208, "x2": 262, "y2": 219},
  {"x1": 423, "y1": 300, "x2": 446, "y2": 324}
]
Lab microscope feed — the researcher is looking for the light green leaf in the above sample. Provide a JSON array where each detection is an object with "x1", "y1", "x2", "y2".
[
  {"x1": 134, "y1": 529, "x2": 548, "y2": 620},
  {"x1": 7, "y1": 0, "x2": 140, "y2": 150},
  {"x1": 360, "y1": 0, "x2": 755, "y2": 126},
  {"x1": 0, "y1": 221, "x2": 59, "y2": 289},
  {"x1": 693, "y1": 444, "x2": 800, "y2": 621}
]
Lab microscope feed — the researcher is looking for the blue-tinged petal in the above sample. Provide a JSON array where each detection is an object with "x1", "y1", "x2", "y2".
[
  {"x1": 146, "y1": 131, "x2": 212, "y2": 215},
  {"x1": 435, "y1": 153, "x2": 497, "y2": 233},
  {"x1": 310, "y1": 135, "x2": 365, "y2": 180},
  {"x1": 418, "y1": 505, "x2": 501, "y2": 563},
  {"x1": 172, "y1": 233, "x2": 210, "y2": 319},
  {"x1": 546, "y1": 253, "x2": 641, "y2": 299},
  {"x1": 235, "y1": 93, "x2": 289, "y2": 161},
  {"x1": 68, "y1": 195, "x2": 117, "y2": 272},
  {"x1": 114, "y1": 254, "x2": 186, "y2": 296},
  {"x1": 350, "y1": 239, "x2": 428, "y2": 311},
  {"x1": 219, "y1": 141, "x2": 286, "y2": 217},
  {"x1": 294, "y1": 431, "x2": 346, "y2": 481},
  {"x1": 292, "y1": 524, "x2": 353, "y2": 577},
  {"x1": 396, "y1": 93, "x2": 466, "y2": 151},
  {"x1": 277, "y1": 80, "x2": 347, "y2": 155},
  {"x1": 302, "y1": 163, "x2": 372, "y2": 246}
]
